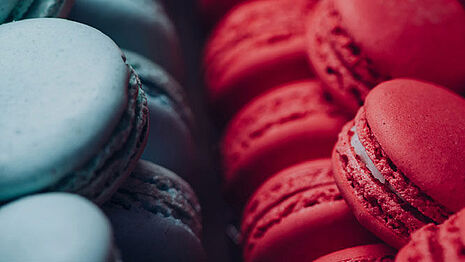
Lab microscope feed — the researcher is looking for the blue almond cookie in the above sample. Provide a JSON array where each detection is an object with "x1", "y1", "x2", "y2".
[
  {"x1": 0, "y1": 18, "x2": 148, "y2": 203},
  {"x1": 124, "y1": 50, "x2": 196, "y2": 178},
  {"x1": 69, "y1": 0, "x2": 183, "y2": 79},
  {"x1": 0, "y1": 193, "x2": 120, "y2": 262},
  {"x1": 103, "y1": 160, "x2": 206, "y2": 262},
  {"x1": 0, "y1": 0, "x2": 75, "y2": 24}
]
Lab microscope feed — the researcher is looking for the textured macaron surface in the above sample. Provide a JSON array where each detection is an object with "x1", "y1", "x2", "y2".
[
  {"x1": 0, "y1": 0, "x2": 74, "y2": 24},
  {"x1": 314, "y1": 244, "x2": 396, "y2": 262},
  {"x1": 124, "y1": 50, "x2": 196, "y2": 177},
  {"x1": 0, "y1": 193, "x2": 117, "y2": 262},
  {"x1": 0, "y1": 18, "x2": 147, "y2": 202},
  {"x1": 396, "y1": 208, "x2": 465, "y2": 262},
  {"x1": 204, "y1": 0, "x2": 316, "y2": 115},
  {"x1": 332, "y1": 79, "x2": 465, "y2": 247},
  {"x1": 69, "y1": 0, "x2": 182, "y2": 78},
  {"x1": 104, "y1": 160, "x2": 204, "y2": 261},
  {"x1": 222, "y1": 80, "x2": 348, "y2": 204},
  {"x1": 242, "y1": 159, "x2": 377, "y2": 262},
  {"x1": 307, "y1": 0, "x2": 465, "y2": 112}
]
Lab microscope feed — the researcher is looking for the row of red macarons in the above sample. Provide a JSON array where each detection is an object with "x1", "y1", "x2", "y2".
[{"x1": 200, "y1": 0, "x2": 465, "y2": 261}]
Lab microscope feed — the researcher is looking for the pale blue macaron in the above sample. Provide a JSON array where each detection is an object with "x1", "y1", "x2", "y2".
[
  {"x1": 0, "y1": 0, "x2": 75, "y2": 24},
  {"x1": 0, "y1": 18, "x2": 149, "y2": 203},
  {"x1": 124, "y1": 50, "x2": 196, "y2": 178},
  {"x1": 69, "y1": 0, "x2": 183, "y2": 79},
  {"x1": 0, "y1": 193, "x2": 120, "y2": 262}
]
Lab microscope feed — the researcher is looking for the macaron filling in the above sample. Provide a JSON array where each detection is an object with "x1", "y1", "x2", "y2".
[{"x1": 308, "y1": 0, "x2": 389, "y2": 106}]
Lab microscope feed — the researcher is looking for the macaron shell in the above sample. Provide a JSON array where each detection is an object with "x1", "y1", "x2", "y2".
[
  {"x1": 0, "y1": 18, "x2": 130, "y2": 200},
  {"x1": 222, "y1": 80, "x2": 348, "y2": 206},
  {"x1": 69, "y1": 0, "x2": 182, "y2": 79},
  {"x1": 314, "y1": 244, "x2": 396, "y2": 262},
  {"x1": 365, "y1": 79, "x2": 465, "y2": 212},
  {"x1": 334, "y1": 0, "x2": 465, "y2": 91},
  {"x1": 103, "y1": 161, "x2": 204, "y2": 262},
  {"x1": 0, "y1": 193, "x2": 116, "y2": 262},
  {"x1": 25, "y1": 0, "x2": 75, "y2": 19},
  {"x1": 205, "y1": 0, "x2": 316, "y2": 117},
  {"x1": 396, "y1": 208, "x2": 465, "y2": 261},
  {"x1": 242, "y1": 160, "x2": 378, "y2": 262},
  {"x1": 123, "y1": 50, "x2": 196, "y2": 178}
]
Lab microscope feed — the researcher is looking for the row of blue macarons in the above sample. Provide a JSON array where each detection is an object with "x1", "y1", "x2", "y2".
[{"x1": 0, "y1": 0, "x2": 204, "y2": 261}]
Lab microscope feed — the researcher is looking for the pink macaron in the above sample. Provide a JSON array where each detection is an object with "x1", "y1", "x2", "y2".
[
  {"x1": 204, "y1": 0, "x2": 317, "y2": 119},
  {"x1": 222, "y1": 80, "x2": 348, "y2": 206},
  {"x1": 242, "y1": 159, "x2": 378, "y2": 262},
  {"x1": 332, "y1": 79, "x2": 465, "y2": 248},
  {"x1": 306, "y1": 0, "x2": 465, "y2": 113},
  {"x1": 314, "y1": 244, "x2": 396, "y2": 262}
]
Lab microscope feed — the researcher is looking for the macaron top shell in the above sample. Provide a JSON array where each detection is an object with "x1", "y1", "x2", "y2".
[
  {"x1": 334, "y1": 0, "x2": 465, "y2": 90},
  {"x1": 0, "y1": 193, "x2": 117, "y2": 262},
  {"x1": 314, "y1": 244, "x2": 396, "y2": 262},
  {"x1": 0, "y1": 18, "x2": 130, "y2": 200},
  {"x1": 365, "y1": 79, "x2": 465, "y2": 212}
]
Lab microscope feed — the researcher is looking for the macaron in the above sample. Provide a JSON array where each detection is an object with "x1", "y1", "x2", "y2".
[
  {"x1": 0, "y1": 0, "x2": 75, "y2": 23},
  {"x1": 0, "y1": 18, "x2": 148, "y2": 203},
  {"x1": 396, "y1": 208, "x2": 465, "y2": 262},
  {"x1": 242, "y1": 159, "x2": 378, "y2": 262},
  {"x1": 204, "y1": 0, "x2": 317, "y2": 119},
  {"x1": 123, "y1": 50, "x2": 196, "y2": 178},
  {"x1": 103, "y1": 160, "x2": 205, "y2": 262},
  {"x1": 314, "y1": 244, "x2": 396, "y2": 262},
  {"x1": 306, "y1": 0, "x2": 465, "y2": 113},
  {"x1": 222, "y1": 80, "x2": 348, "y2": 206},
  {"x1": 0, "y1": 193, "x2": 119, "y2": 262},
  {"x1": 332, "y1": 79, "x2": 465, "y2": 248},
  {"x1": 69, "y1": 0, "x2": 183, "y2": 79}
]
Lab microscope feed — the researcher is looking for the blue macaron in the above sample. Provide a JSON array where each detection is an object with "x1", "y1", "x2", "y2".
[
  {"x1": 0, "y1": 18, "x2": 148, "y2": 203},
  {"x1": 0, "y1": 0, "x2": 75, "y2": 24},
  {"x1": 123, "y1": 50, "x2": 196, "y2": 178},
  {"x1": 69, "y1": 0, "x2": 183, "y2": 79},
  {"x1": 0, "y1": 193, "x2": 119, "y2": 262},
  {"x1": 103, "y1": 160, "x2": 205, "y2": 262}
]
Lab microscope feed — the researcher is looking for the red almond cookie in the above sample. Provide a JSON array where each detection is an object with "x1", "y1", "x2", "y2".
[
  {"x1": 314, "y1": 244, "x2": 396, "y2": 262},
  {"x1": 222, "y1": 80, "x2": 348, "y2": 207},
  {"x1": 332, "y1": 79, "x2": 465, "y2": 249},
  {"x1": 396, "y1": 208, "x2": 465, "y2": 262},
  {"x1": 242, "y1": 159, "x2": 378, "y2": 262},
  {"x1": 204, "y1": 0, "x2": 317, "y2": 119},
  {"x1": 306, "y1": 0, "x2": 465, "y2": 114}
]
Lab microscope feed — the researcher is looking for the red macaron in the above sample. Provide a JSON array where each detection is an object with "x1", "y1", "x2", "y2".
[
  {"x1": 306, "y1": 0, "x2": 465, "y2": 113},
  {"x1": 222, "y1": 80, "x2": 348, "y2": 206},
  {"x1": 204, "y1": 0, "x2": 317, "y2": 119},
  {"x1": 396, "y1": 207, "x2": 465, "y2": 262},
  {"x1": 242, "y1": 159, "x2": 378, "y2": 262},
  {"x1": 332, "y1": 79, "x2": 465, "y2": 248},
  {"x1": 314, "y1": 244, "x2": 396, "y2": 262}
]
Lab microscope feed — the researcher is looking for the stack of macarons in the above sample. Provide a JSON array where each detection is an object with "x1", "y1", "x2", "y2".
[
  {"x1": 204, "y1": 0, "x2": 465, "y2": 261},
  {"x1": 0, "y1": 1, "x2": 205, "y2": 261}
]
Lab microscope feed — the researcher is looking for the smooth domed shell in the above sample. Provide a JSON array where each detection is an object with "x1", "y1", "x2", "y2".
[
  {"x1": 0, "y1": 18, "x2": 129, "y2": 200},
  {"x1": 334, "y1": 0, "x2": 465, "y2": 91},
  {"x1": 365, "y1": 79, "x2": 465, "y2": 212}
]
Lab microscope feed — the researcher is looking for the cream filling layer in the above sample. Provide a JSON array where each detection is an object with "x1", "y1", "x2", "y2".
[{"x1": 350, "y1": 126, "x2": 405, "y2": 201}]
